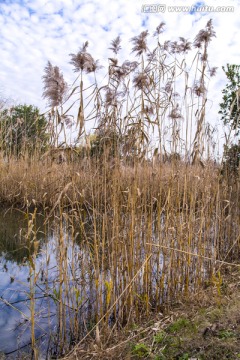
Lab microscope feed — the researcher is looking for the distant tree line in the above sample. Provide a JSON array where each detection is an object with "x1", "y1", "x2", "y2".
[{"x1": 0, "y1": 104, "x2": 49, "y2": 159}]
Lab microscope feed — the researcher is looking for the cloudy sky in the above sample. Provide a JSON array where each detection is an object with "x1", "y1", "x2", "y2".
[{"x1": 0, "y1": 0, "x2": 239, "y2": 150}]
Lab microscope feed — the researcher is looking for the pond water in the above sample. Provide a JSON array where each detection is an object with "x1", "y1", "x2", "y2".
[
  {"x1": 0, "y1": 208, "x2": 92, "y2": 358},
  {"x1": 0, "y1": 209, "x2": 53, "y2": 356}
]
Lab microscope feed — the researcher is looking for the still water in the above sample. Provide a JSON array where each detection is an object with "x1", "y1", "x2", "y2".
[{"x1": 0, "y1": 208, "x2": 85, "y2": 358}]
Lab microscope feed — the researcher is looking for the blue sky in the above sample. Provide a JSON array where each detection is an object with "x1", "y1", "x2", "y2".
[{"x1": 0, "y1": 0, "x2": 239, "y2": 149}]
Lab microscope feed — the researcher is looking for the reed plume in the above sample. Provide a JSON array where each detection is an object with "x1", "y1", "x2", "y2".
[
  {"x1": 109, "y1": 35, "x2": 122, "y2": 54},
  {"x1": 153, "y1": 21, "x2": 165, "y2": 36},
  {"x1": 42, "y1": 61, "x2": 68, "y2": 108},
  {"x1": 131, "y1": 30, "x2": 149, "y2": 56},
  {"x1": 69, "y1": 41, "x2": 101, "y2": 73}
]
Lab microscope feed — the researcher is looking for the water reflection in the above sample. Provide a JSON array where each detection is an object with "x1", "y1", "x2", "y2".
[
  {"x1": 0, "y1": 208, "x2": 98, "y2": 358},
  {"x1": 0, "y1": 209, "x2": 62, "y2": 357},
  {"x1": 0, "y1": 208, "x2": 45, "y2": 263}
]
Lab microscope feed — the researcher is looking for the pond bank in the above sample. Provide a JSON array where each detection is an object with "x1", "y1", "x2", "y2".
[{"x1": 65, "y1": 269, "x2": 240, "y2": 359}]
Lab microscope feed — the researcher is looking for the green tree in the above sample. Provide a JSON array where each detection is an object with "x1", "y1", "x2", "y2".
[
  {"x1": 219, "y1": 64, "x2": 240, "y2": 135},
  {"x1": 222, "y1": 141, "x2": 240, "y2": 178},
  {"x1": 0, "y1": 104, "x2": 49, "y2": 158},
  {"x1": 90, "y1": 127, "x2": 122, "y2": 159},
  {"x1": 89, "y1": 127, "x2": 144, "y2": 164},
  {"x1": 219, "y1": 64, "x2": 240, "y2": 177}
]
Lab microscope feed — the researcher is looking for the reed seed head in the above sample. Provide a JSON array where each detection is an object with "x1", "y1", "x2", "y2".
[
  {"x1": 133, "y1": 72, "x2": 150, "y2": 90},
  {"x1": 147, "y1": 49, "x2": 157, "y2": 62},
  {"x1": 208, "y1": 67, "x2": 218, "y2": 77},
  {"x1": 193, "y1": 81, "x2": 206, "y2": 97},
  {"x1": 109, "y1": 58, "x2": 118, "y2": 66},
  {"x1": 131, "y1": 30, "x2": 149, "y2": 56},
  {"x1": 42, "y1": 61, "x2": 68, "y2": 107},
  {"x1": 154, "y1": 21, "x2": 166, "y2": 36},
  {"x1": 104, "y1": 87, "x2": 118, "y2": 107},
  {"x1": 194, "y1": 19, "x2": 216, "y2": 48},
  {"x1": 168, "y1": 104, "x2": 183, "y2": 120},
  {"x1": 121, "y1": 60, "x2": 139, "y2": 74},
  {"x1": 178, "y1": 37, "x2": 192, "y2": 54},
  {"x1": 170, "y1": 41, "x2": 181, "y2": 54},
  {"x1": 69, "y1": 42, "x2": 101, "y2": 73},
  {"x1": 163, "y1": 40, "x2": 171, "y2": 52},
  {"x1": 109, "y1": 36, "x2": 122, "y2": 54}
]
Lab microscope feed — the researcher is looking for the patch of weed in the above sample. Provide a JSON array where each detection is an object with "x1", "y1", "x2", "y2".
[
  {"x1": 167, "y1": 318, "x2": 192, "y2": 333},
  {"x1": 131, "y1": 343, "x2": 150, "y2": 358},
  {"x1": 207, "y1": 307, "x2": 223, "y2": 321},
  {"x1": 178, "y1": 353, "x2": 189, "y2": 360},
  {"x1": 217, "y1": 329, "x2": 235, "y2": 339},
  {"x1": 153, "y1": 331, "x2": 167, "y2": 344}
]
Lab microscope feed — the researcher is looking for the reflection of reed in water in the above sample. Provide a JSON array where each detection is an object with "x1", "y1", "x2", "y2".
[{"x1": 0, "y1": 208, "x2": 45, "y2": 263}]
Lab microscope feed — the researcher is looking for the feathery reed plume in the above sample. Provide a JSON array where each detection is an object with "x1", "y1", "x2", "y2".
[
  {"x1": 208, "y1": 66, "x2": 218, "y2": 77},
  {"x1": 193, "y1": 81, "x2": 206, "y2": 97},
  {"x1": 87, "y1": 59, "x2": 102, "y2": 73},
  {"x1": 121, "y1": 60, "x2": 139, "y2": 74},
  {"x1": 69, "y1": 42, "x2": 102, "y2": 140},
  {"x1": 147, "y1": 49, "x2": 157, "y2": 62},
  {"x1": 109, "y1": 35, "x2": 122, "y2": 54},
  {"x1": 154, "y1": 21, "x2": 165, "y2": 36},
  {"x1": 109, "y1": 58, "x2": 118, "y2": 66},
  {"x1": 104, "y1": 87, "x2": 119, "y2": 107},
  {"x1": 133, "y1": 72, "x2": 150, "y2": 90},
  {"x1": 193, "y1": 19, "x2": 216, "y2": 48},
  {"x1": 178, "y1": 37, "x2": 192, "y2": 54},
  {"x1": 111, "y1": 66, "x2": 126, "y2": 81},
  {"x1": 42, "y1": 61, "x2": 68, "y2": 108},
  {"x1": 110, "y1": 60, "x2": 139, "y2": 83},
  {"x1": 69, "y1": 41, "x2": 101, "y2": 73},
  {"x1": 170, "y1": 40, "x2": 181, "y2": 54},
  {"x1": 131, "y1": 30, "x2": 149, "y2": 56},
  {"x1": 191, "y1": 20, "x2": 216, "y2": 164},
  {"x1": 163, "y1": 40, "x2": 171, "y2": 51},
  {"x1": 164, "y1": 81, "x2": 173, "y2": 94},
  {"x1": 168, "y1": 104, "x2": 183, "y2": 120}
]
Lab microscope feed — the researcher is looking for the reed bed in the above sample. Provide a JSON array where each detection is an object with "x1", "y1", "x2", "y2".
[{"x1": 0, "y1": 155, "x2": 239, "y2": 357}]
